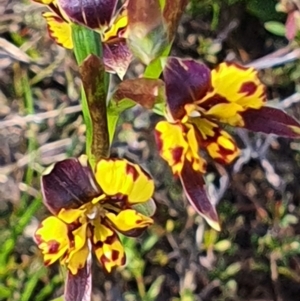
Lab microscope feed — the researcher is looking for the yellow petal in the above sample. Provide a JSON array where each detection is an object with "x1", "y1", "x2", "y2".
[
  {"x1": 205, "y1": 103, "x2": 245, "y2": 127},
  {"x1": 192, "y1": 118, "x2": 239, "y2": 164},
  {"x1": 66, "y1": 223, "x2": 89, "y2": 275},
  {"x1": 67, "y1": 244, "x2": 90, "y2": 275},
  {"x1": 92, "y1": 219, "x2": 114, "y2": 244},
  {"x1": 103, "y1": 11, "x2": 128, "y2": 42},
  {"x1": 191, "y1": 117, "x2": 217, "y2": 140},
  {"x1": 95, "y1": 159, "x2": 154, "y2": 204},
  {"x1": 105, "y1": 209, "x2": 153, "y2": 233},
  {"x1": 58, "y1": 207, "x2": 86, "y2": 224},
  {"x1": 33, "y1": 0, "x2": 54, "y2": 4},
  {"x1": 94, "y1": 235, "x2": 125, "y2": 273},
  {"x1": 155, "y1": 121, "x2": 206, "y2": 175},
  {"x1": 206, "y1": 130, "x2": 240, "y2": 164},
  {"x1": 201, "y1": 63, "x2": 266, "y2": 110},
  {"x1": 34, "y1": 216, "x2": 69, "y2": 266},
  {"x1": 127, "y1": 163, "x2": 154, "y2": 204},
  {"x1": 43, "y1": 12, "x2": 73, "y2": 49}
]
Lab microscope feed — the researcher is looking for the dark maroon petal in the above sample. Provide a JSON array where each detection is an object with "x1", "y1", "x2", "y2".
[
  {"x1": 179, "y1": 161, "x2": 220, "y2": 231},
  {"x1": 103, "y1": 38, "x2": 133, "y2": 79},
  {"x1": 41, "y1": 157, "x2": 101, "y2": 214},
  {"x1": 163, "y1": 57, "x2": 211, "y2": 120},
  {"x1": 241, "y1": 106, "x2": 300, "y2": 137},
  {"x1": 58, "y1": 0, "x2": 118, "y2": 29},
  {"x1": 65, "y1": 262, "x2": 92, "y2": 301}
]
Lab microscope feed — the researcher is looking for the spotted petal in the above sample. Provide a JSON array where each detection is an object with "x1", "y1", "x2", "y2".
[
  {"x1": 192, "y1": 118, "x2": 240, "y2": 164},
  {"x1": 95, "y1": 159, "x2": 154, "y2": 204},
  {"x1": 41, "y1": 155, "x2": 101, "y2": 214},
  {"x1": 179, "y1": 161, "x2": 220, "y2": 231},
  {"x1": 94, "y1": 234, "x2": 125, "y2": 273},
  {"x1": 57, "y1": 0, "x2": 118, "y2": 29},
  {"x1": 92, "y1": 219, "x2": 114, "y2": 244},
  {"x1": 199, "y1": 63, "x2": 266, "y2": 127},
  {"x1": 163, "y1": 57, "x2": 211, "y2": 120},
  {"x1": 241, "y1": 106, "x2": 300, "y2": 137},
  {"x1": 105, "y1": 209, "x2": 153, "y2": 236},
  {"x1": 155, "y1": 121, "x2": 206, "y2": 175},
  {"x1": 65, "y1": 223, "x2": 89, "y2": 275},
  {"x1": 43, "y1": 12, "x2": 73, "y2": 49},
  {"x1": 34, "y1": 216, "x2": 70, "y2": 266}
]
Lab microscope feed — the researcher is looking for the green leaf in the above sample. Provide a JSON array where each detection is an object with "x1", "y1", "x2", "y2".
[
  {"x1": 214, "y1": 239, "x2": 232, "y2": 252},
  {"x1": 145, "y1": 275, "x2": 165, "y2": 301},
  {"x1": 71, "y1": 23, "x2": 102, "y2": 64},
  {"x1": 223, "y1": 262, "x2": 241, "y2": 279},
  {"x1": 144, "y1": 44, "x2": 171, "y2": 79},
  {"x1": 141, "y1": 234, "x2": 160, "y2": 254},
  {"x1": 264, "y1": 21, "x2": 286, "y2": 36},
  {"x1": 153, "y1": 102, "x2": 165, "y2": 116},
  {"x1": 132, "y1": 199, "x2": 156, "y2": 217},
  {"x1": 107, "y1": 98, "x2": 136, "y2": 144},
  {"x1": 0, "y1": 284, "x2": 11, "y2": 298}
]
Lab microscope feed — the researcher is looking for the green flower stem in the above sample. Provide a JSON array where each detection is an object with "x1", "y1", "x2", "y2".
[
  {"x1": 71, "y1": 24, "x2": 102, "y2": 63},
  {"x1": 71, "y1": 24, "x2": 110, "y2": 168}
]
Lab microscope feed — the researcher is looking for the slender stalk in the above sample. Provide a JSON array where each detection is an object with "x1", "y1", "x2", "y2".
[{"x1": 71, "y1": 24, "x2": 110, "y2": 167}]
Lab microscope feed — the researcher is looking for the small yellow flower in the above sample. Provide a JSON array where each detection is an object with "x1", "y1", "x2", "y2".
[{"x1": 35, "y1": 156, "x2": 155, "y2": 274}]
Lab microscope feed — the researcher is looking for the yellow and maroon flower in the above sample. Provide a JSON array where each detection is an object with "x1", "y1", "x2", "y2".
[
  {"x1": 33, "y1": 0, "x2": 132, "y2": 78},
  {"x1": 155, "y1": 57, "x2": 300, "y2": 230},
  {"x1": 34, "y1": 155, "x2": 155, "y2": 275}
]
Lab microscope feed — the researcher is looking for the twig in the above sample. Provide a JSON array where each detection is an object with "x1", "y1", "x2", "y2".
[
  {"x1": 246, "y1": 48, "x2": 300, "y2": 69},
  {"x1": 277, "y1": 92, "x2": 300, "y2": 109},
  {"x1": 0, "y1": 138, "x2": 73, "y2": 175},
  {"x1": 0, "y1": 104, "x2": 81, "y2": 128}
]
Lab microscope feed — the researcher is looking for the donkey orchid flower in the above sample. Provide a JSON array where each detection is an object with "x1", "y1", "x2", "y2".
[
  {"x1": 155, "y1": 57, "x2": 300, "y2": 230},
  {"x1": 35, "y1": 155, "x2": 155, "y2": 274}
]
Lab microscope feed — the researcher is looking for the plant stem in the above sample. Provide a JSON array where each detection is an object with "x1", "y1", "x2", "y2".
[{"x1": 71, "y1": 24, "x2": 110, "y2": 167}]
